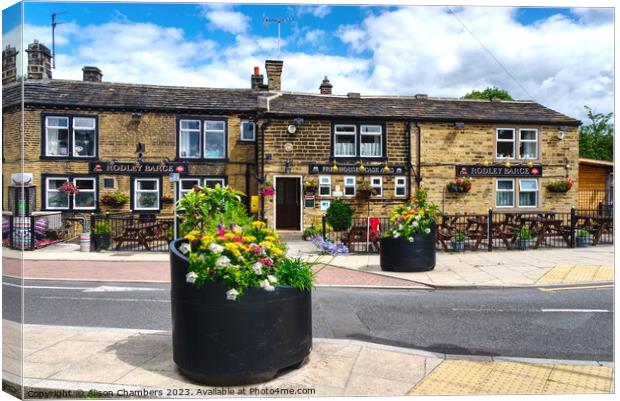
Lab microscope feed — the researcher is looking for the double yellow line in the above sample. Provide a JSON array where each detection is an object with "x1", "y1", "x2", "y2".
[{"x1": 538, "y1": 284, "x2": 614, "y2": 292}]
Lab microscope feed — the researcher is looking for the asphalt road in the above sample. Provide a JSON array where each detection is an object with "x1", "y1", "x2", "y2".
[{"x1": 2, "y1": 277, "x2": 613, "y2": 361}]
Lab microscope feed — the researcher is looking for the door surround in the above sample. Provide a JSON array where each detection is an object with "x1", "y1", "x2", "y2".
[{"x1": 272, "y1": 175, "x2": 303, "y2": 232}]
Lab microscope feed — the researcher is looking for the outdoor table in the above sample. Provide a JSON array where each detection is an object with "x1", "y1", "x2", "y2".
[
  {"x1": 465, "y1": 216, "x2": 487, "y2": 250},
  {"x1": 577, "y1": 215, "x2": 613, "y2": 246},
  {"x1": 519, "y1": 214, "x2": 569, "y2": 248},
  {"x1": 114, "y1": 220, "x2": 172, "y2": 251},
  {"x1": 436, "y1": 214, "x2": 460, "y2": 250}
]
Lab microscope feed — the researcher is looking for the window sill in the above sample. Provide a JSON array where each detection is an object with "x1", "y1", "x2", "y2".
[
  {"x1": 40, "y1": 155, "x2": 98, "y2": 161},
  {"x1": 175, "y1": 158, "x2": 229, "y2": 163}
]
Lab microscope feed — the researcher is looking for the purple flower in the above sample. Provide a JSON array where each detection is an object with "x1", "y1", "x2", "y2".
[{"x1": 311, "y1": 235, "x2": 349, "y2": 257}]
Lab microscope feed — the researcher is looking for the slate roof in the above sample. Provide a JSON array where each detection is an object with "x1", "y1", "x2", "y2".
[
  {"x1": 266, "y1": 93, "x2": 581, "y2": 125},
  {"x1": 2, "y1": 79, "x2": 580, "y2": 125},
  {"x1": 2, "y1": 80, "x2": 261, "y2": 113}
]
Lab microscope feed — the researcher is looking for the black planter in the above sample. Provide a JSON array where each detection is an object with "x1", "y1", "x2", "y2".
[
  {"x1": 93, "y1": 233, "x2": 111, "y2": 251},
  {"x1": 169, "y1": 239, "x2": 312, "y2": 386},
  {"x1": 380, "y1": 223, "x2": 436, "y2": 272}
]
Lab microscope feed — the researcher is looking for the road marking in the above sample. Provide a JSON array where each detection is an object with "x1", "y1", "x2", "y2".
[
  {"x1": 541, "y1": 309, "x2": 611, "y2": 313},
  {"x1": 82, "y1": 286, "x2": 165, "y2": 293},
  {"x1": 40, "y1": 296, "x2": 170, "y2": 303},
  {"x1": 2, "y1": 282, "x2": 91, "y2": 290},
  {"x1": 538, "y1": 284, "x2": 614, "y2": 292}
]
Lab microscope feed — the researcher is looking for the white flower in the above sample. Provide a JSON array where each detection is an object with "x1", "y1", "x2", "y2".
[
  {"x1": 179, "y1": 243, "x2": 191, "y2": 255},
  {"x1": 424, "y1": 228, "x2": 431, "y2": 234},
  {"x1": 226, "y1": 289, "x2": 239, "y2": 301},
  {"x1": 393, "y1": 232, "x2": 400, "y2": 238},
  {"x1": 185, "y1": 271, "x2": 198, "y2": 283},
  {"x1": 267, "y1": 274, "x2": 277, "y2": 284},
  {"x1": 208, "y1": 243, "x2": 224, "y2": 253},
  {"x1": 413, "y1": 221, "x2": 419, "y2": 227},
  {"x1": 415, "y1": 215, "x2": 421, "y2": 220},
  {"x1": 252, "y1": 262, "x2": 263, "y2": 275},
  {"x1": 260, "y1": 279, "x2": 275, "y2": 292},
  {"x1": 215, "y1": 256, "x2": 231, "y2": 267},
  {"x1": 408, "y1": 237, "x2": 414, "y2": 242}
]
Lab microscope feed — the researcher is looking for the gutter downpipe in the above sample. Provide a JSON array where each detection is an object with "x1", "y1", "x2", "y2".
[
  {"x1": 258, "y1": 117, "x2": 271, "y2": 221},
  {"x1": 406, "y1": 121, "x2": 413, "y2": 195},
  {"x1": 415, "y1": 121, "x2": 422, "y2": 190}
]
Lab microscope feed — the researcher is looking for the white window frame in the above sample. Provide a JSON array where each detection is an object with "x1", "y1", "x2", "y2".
[
  {"x1": 45, "y1": 176, "x2": 70, "y2": 210},
  {"x1": 343, "y1": 176, "x2": 356, "y2": 197},
  {"x1": 518, "y1": 178, "x2": 539, "y2": 208},
  {"x1": 72, "y1": 177, "x2": 96, "y2": 210},
  {"x1": 319, "y1": 176, "x2": 331, "y2": 197},
  {"x1": 370, "y1": 176, "x2": 383, "y2": 197},
  {"x1": 72, "y1": 117, "x2": 96, "y2": 158},
  {"x1": 45, "y1": 116, "x2": 70, "y2": 157},
  {"x1": 179, "y1": 178, "x2": 201, "y2": 199},
  {"x1": 518, "y1": 128, "x2": 538, "y2": 160},
  {"x1": 134, "y1": 178, "x2": 160, "y2": 211},
  {"x1": 240, "y1": 120, "x2": 256, "y2": 142},
  {"x1": 179, "y1": 119, "x2": 202, "y2": 159},
  {"x1": 360, "y1": 125, "x2": 383, "y2": 158},
  {"x1": 333, "y1": 125, "x2": 357, "y2": 157},
  {"x1": 496, "y1": 128, "x2": 515, "y2": 159},
  {"x1": 203, "y1": 120, "x2": 226, "y2": 160},
  {"x1": 203, "y1": 178, "x2": 226, "y2": 188},
  {"x1": 395, "y1": 176, "x2": 407, "y2": 197},
  {"x1": 496, "y1": 178, "x2": 515, "y2": 208}
]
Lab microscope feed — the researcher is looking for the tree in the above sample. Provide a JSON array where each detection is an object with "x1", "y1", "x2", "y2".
[
  {"x1": 579, "y1": 106, "x2": 613, "y2": 161},
  {"x1": 463, "y1": 87, "x2": 513, "y2": 100}
]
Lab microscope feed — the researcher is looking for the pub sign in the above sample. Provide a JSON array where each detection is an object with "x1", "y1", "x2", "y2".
[
  {"x1": 309, "y1": 163, "x2": 406, "y2": 175},
  {"x1": 89, "y1": 161, "x2": 190, "y2": 175},
  {"x1": 455, "y1": 164, "x2": 543, "y2": 177}
]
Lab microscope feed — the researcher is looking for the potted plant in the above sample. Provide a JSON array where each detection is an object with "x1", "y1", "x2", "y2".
[
  {"x1": 58, "y1": 181, "x2": 79, "y2": 196},
  {"x1": 516, "y1": 227, "x2": 533, "y2": 250},
  {"x1": 302, "y1": 224, "x2": 319, "y2": 240},
  {"x1": 170, "y1": 184, "x2": 314, "y2": 385},
  {"x1": 260, "y1": 180, "x2": 275, "y2": 197},
  {"x1": 101, "y1": 191, "x2": 129, "y2": 208},
  {"x1": 303, "y1": 179, "x2": 318, "y2": 196},
  {"x1": 140, "y1": 193, "x2": 158, "y2": 208},
  {"x1": 546, "y1": 178, "x2": 573, "y2": 193},
  {"x1": 447, "y1": 177, "x2": 472, "y2": 193},
  {"x1": 92, "y1": 221, "x2": 112, "y2": 251},
  {"x1": 325, "y1": 200, "x2": 355, "y2": 232},
  {"x1": 356, "y1": 181, "x2": 377, "y2": 200},
  {"x1": 576, "y1": 228, "x2": 590, "y2": 247},
  {"x1": 451, "y1": 231, "x2": 466, "y2": 252},
  {"x1": 380, "y1": 188, "x2": 439, "y2": 272}
]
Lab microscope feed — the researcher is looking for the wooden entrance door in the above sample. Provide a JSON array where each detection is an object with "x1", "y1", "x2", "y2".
[{"x1": 275, "y1": 177, "x2": 301, "y2": 230}]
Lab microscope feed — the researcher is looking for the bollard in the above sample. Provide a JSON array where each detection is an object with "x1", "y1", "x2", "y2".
[{"x1": 80, "y1": 232, "x2": 91, "y2": 252}]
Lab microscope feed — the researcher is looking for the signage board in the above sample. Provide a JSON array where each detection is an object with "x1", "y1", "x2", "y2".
[
  {"x1": 455, "y1": 164, "x2": 543, "y2": 177},
  {"x1": 169, "y1": 173, "x2": 180, "y2": 182},
  {"x1": 89, "y1": 161, "x2": 189, "y2": 175},
  {"x1": 309, "y1": 163, "x2": 406, "y2": 175}
]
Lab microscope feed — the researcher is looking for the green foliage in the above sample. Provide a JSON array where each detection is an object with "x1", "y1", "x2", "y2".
[
  {"x1": 275, "y1": 258, "x2": 314, "y2": 291},
  {"x1": 517, "y1": 227, "x2": 533, "y2": 240},
  {"x1": 386, "y1": 188, "x2": 440, "y2": 240},
  {"x1": 177, "y1": 184, "x2": 250, "y2": 235},
  {"x1": 326, "y1": 200, "x2": 355, "y2": 231},
  {"x1": 576, "y1": 229, "x2": 590, "y2": 238},
  {"x1": 452, "y1": 231, "x2": 466, "y2": 242},
  {"x1": 101, "y1": 191, "x2": 129, "y2": 207},
  {"x1": 92, "y1": 221, "x2": 112, "y2": 235},
  {"x1": 579, "y1": 106, "x2": 613, "y2": 161},
  {"x1": 302, "y1": 224, "x2": 319, "y2": 240},
  {"x1": 463, "y1": 87, "x2": 513, "y2": 100}
]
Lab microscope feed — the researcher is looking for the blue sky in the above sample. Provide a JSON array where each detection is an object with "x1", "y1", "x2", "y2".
[{"x1": 2, "y1": 2, "x2": 614, "y2": 120}]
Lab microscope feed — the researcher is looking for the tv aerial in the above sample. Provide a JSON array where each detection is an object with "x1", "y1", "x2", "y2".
[
  {"x1": 51, "y1": 12, "x2": 67, "y2": 69},
  {"x1": 262, "y1": 15, "x2": 293, "y2": 58}
]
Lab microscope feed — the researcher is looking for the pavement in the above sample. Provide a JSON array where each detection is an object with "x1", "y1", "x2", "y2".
[
  {"x1": 2, "y1": 320, "x2": 614, "y2": 397},
  {"x1": 2, "y1": 239, "x2": 614, "y2": 289}
]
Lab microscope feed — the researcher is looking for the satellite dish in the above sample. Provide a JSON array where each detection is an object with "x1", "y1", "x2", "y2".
[
  {"x1": 11, "y1": 173, "x2": 33, "y2": 185},
  {"x1": 287, "y1": 124, "x2": 297, "y2": 134},
  {"x1": 557, "y1": 131, "x2": 565, "y2": 140}
]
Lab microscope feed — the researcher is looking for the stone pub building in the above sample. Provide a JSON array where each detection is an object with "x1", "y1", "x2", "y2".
[{"x1": 3, "y1": 40, "x2": 580, "y2": 233}]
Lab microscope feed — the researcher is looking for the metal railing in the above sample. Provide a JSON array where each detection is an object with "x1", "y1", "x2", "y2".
[
  {"x1": 322, "y1": 208, "x2": 613, "y2": 253},
  {"x1": 91, "y1": 213, "x2": 176, "y2": 252}
]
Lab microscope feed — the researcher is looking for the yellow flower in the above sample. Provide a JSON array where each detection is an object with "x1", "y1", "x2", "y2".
[
  {"x1": 271, "y1": 247, "x2": 283, "y2": 257},
  {"x1": 260, "y1": 241, "x2": 274, "y2": 249},
  {"x1": 233, "y1": 229, "x2": 243, "y2": 236},
  {"x1": 243, "y1": 235, "x2": 257, "y2": 243},
  {"x1": 265, "y1": 236, "x2": 276, "y2": 242},
  {"x1": 252, "y1": 221, "x2": 266, "y2": 229},
  {"x1": 224, "y1": 232, "x2": 235, "y2": 240},
  {"x1": 185, "y1": 233, "x2": 196, "y2": 242}
]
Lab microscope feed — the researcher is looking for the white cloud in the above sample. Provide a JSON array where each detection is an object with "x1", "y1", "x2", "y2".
[
  {"x1": 296, "y1": 5, "x2": 331, "y2": 19},
  {"x1": 200, "y1": 4, "x2": 250, "y2": 34},
  {"x1": 570, "y1": 8, "x2": 613, "y2": 25},
  {"x1": 297, "y1": 29, "x2": 326, "y2": 46}
]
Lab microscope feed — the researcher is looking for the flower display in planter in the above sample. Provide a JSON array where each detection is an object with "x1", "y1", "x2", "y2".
[
  {"x1": 447, "y1": 176, "x2": 472, "y2": 193},
  {"x1": 260, "y1": 180, "x2": 275, "y2": 197},
  {"x1": 303, "y1": 179, "x2": 318, "y2": 195},
  {"x1": 516, "y1": 227, "x2": 533, "y2": 250},
  {"x1": 356, "y1": 181, "x2": 377, "y2": 199},
  {"x1": 386, "y1": 188, "x2": 440, "y2": 241},
  {"x1": 546, "y1": 178, "x2": 573, "y2": 193},
  {"x1": 58, "y1": 181, "x2": 79, "y2": 195},
  {"x1": 101, "y1": 192, "x2": 129, "y2": 208}
]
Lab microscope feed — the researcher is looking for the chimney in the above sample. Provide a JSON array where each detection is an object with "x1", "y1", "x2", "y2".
[
  {"x1": 251, "y1": 66, "x2": 267, "y2": 90},
  {"x1": 265, "y1": 60, "x2": 283, "y2": 91},
  {"x1": 26, "y1": 40, "x2": 52, "y2": 80},
  {"x1": 414, "y1": 93, "x2": 428, "y2": 100},
  {"x1": 2, "y1": 45, "x2": 18, "y2": 85},
  {"x1": 82, "y1": 66, "x2": 103, "y2": 82},
  {"x1": 319, "y1": 76, "x2": 332, "y2": 95}
]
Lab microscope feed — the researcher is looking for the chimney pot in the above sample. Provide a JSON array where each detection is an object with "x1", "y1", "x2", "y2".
[
  {"x1": 265, "y1": 60, "x2": 283, "y2": 91},
  {"x1": 319, "y1": 76, "x2": 333, "y2": 95},
  {"x1": 26, "y1": 40, "x2": 52, "y2": 80},
  {"x1": 254, "y1": 66, "x2": 260, "y2": 75},
  {"x1": 82, "y1": 66, "x2": 103, "y2": 82}
]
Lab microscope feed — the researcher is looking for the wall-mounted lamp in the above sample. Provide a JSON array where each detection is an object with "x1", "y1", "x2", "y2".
[
  {"x1": 504, "y1": 161, "x2": 511, "y2": 168},
  {"x1": 332, "y1": 161, "x2": 339, "y2": 172},
  {"x1": 132, "y1": 112, "x2": 142, "y2": 120},
  {"x1": 383, "y1": 161, "x2": 390, "y2": 173},
  {"x1": 482, "y1": 160, "x2": 489, "y2": 167},
  {"x1": 284, "y1": 159, "x2": 292, "y2": 174},
  {"x1": 454, "y1": 122, "x2": 465, "y2": 129},
  {"x1": 527, "y1": 161, "x2": 533, "y2": 168},
  {"x1": 160, "y1": 158, "x2": 170, "y2": 168},
  {"x1": 358, "y1": 160, "x2": 366, "y2": 173}
]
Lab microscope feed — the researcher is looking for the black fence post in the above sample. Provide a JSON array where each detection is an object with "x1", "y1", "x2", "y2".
[
  {"x1": 487, "y1": 209, "x2": 493, "y2": 252},
  {"x1": 570, "y1": 207, "x2": 576, "y2": 248},
  {"x1": 90, "y1": 214, "x2": 96, "y2": 251},
  {"x1": 322, "y1": 215, "x2": 327, "y2": 239},
  {"x1": 30, "y1": 216, "x2": 35, "y2": 250},
  {"x1": 9, "y1": 216, "x2": 14, "y2": 249}
]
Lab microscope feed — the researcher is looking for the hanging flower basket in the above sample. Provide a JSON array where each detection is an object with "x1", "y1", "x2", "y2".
[
  {"x1": 357, "y1": 182, "x2": 377, "y2": 200},
  {"x1": 447, "y1": 177, "x2": 471, "y2": 193},
  {"x1": 260, "y1": 181, "x2": 275, "y2": 197},
  {"x1": 546, "y1": 178, "x2": 573, "y2": 193},
  {"x1": 303, "y1": 180, "x2": 317, "y2": 195},
  {"x1": 58, "y1": 181, "x2": 79, "y2": 196}
]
